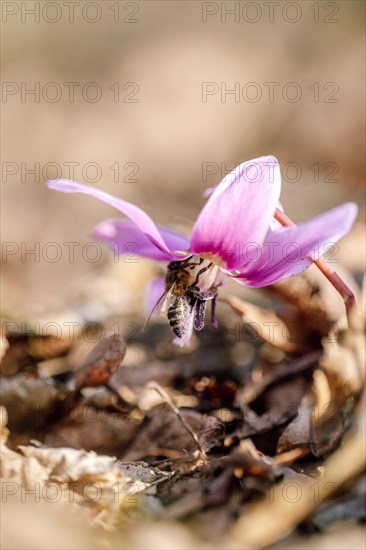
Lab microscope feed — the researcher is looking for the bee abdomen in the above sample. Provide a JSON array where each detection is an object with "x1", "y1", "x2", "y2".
[{"x1": 167, "y1": 296, "x2": 192, "y2": 338}]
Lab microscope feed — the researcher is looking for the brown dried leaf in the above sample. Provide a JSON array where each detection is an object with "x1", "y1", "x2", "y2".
[
  {"x1": 0, "y1": 374, "x2": 59, "y2": 434},
  {"x1": 72, "y1": 331, "x2": 126, "y2": 390},
  {"x1": 44, "y1": 404, "x2": 141, "y2": 456},
  {"x1": 276, "y1": 394, "x2": 312, "y2": 454}
]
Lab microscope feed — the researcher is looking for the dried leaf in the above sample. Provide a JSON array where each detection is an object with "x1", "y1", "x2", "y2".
[
  {"x1": 277, "y1": 394, "x2": 312, "y2": 454},
  {"x1": 0, "y1": 374, "x2": 59, "y2": 434},
  {"x1": 72, "y1": 332, "x2": 126, "y2": 390},
  {"x1": 44, "y1": 404, "x2": 141, "y2": 456}
]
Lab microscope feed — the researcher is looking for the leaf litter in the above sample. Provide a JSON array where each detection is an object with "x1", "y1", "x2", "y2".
[{"x1": 0, "y1": 268, "x2": 365, "y2": 549}]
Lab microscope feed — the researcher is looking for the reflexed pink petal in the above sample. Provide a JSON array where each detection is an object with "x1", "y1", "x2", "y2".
[
  {"x1": 234, "y1": 257, "x2": 313, "y2": 288},
  {"x1": 190, "y1": 156, "x2": 281, "y2": 270},
  {"x1": 48, "y1": 179, "x2": 176, "y2": 255},
  {"x1": 145, "y1": 276, "x2": 166, "y2": 317},
  {"x1": 234, "y1": 202, "x2": 358, "y2": 287},
  {"x1": 92, "y1": 219, "x2": 190, "y2": 261}
]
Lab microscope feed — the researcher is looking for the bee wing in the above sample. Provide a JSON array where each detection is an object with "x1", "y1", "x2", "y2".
[
  {"x1": 143, "y1": 285, "x2": 172, "y2": 332},
  {"x1": 160, "y1": 283, "x2": 175, "y2": 314}
]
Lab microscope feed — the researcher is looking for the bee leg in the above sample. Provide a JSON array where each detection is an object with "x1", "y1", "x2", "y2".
[
  {"x1": 193, "y1": 283, "x2": 222, "y2": 328},
  {"x1": 194, "y1": 299, "x2": 207, "y2": 331}
]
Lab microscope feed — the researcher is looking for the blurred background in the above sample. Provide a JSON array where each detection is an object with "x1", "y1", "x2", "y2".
[{"x1": 2, "y1": 0, "x2": 365, "y2": 318}]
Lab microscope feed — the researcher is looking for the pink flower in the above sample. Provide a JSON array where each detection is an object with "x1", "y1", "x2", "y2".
[{"x1": 48, "y1": 155, "x2": 357, "y2": 345}]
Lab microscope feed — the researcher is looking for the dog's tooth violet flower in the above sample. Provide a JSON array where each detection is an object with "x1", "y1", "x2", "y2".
[{"x1": 48, "y1": 155, "x2": 357, "y2": 346}]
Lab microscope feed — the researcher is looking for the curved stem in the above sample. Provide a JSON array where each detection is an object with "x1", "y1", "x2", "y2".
[{"x1": 274, "y1": 208, "x2": 355, "y2": 317}]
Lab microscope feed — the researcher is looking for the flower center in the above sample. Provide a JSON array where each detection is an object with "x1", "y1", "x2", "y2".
[{"x1": 199, "y1": 252, "x2": 227, "y2": 270}]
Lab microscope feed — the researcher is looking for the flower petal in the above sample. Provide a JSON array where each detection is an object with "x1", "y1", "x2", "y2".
[
  {"x1": 48, "y1": 179, "x2": 177, "y2": 255},
  {"x1": 234, "y1": 202, "x2": 358, "y2": 287},
  {"x1": 190, "y1": 156, "x2": 281, "y2": 270},
  {"x1": 92, "y1": 219, "x2": 190, "y2": 261}
]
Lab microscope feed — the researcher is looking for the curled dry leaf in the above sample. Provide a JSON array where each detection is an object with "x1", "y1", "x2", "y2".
[{"x1": 72, "y1": 331, "x2": 127, "y2": 391}]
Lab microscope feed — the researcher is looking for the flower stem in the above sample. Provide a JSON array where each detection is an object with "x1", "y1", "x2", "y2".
[{"x1": 274, "y1": 208, "x2": 355, "y2": 317}]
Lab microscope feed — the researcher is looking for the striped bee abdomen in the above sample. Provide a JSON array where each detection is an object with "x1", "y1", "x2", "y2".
[{"x1": 167, "y1": 295, "x2": 193, "y2": 338}]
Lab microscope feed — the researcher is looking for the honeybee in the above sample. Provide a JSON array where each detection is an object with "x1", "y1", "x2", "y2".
[{"x1": 162, "y1": 255, "x2": 220, "y2": 340}]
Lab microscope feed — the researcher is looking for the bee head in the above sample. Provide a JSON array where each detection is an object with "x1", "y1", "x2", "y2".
[{"x1": 168, "y1": 260, "x2": 183, "y2": 271}]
